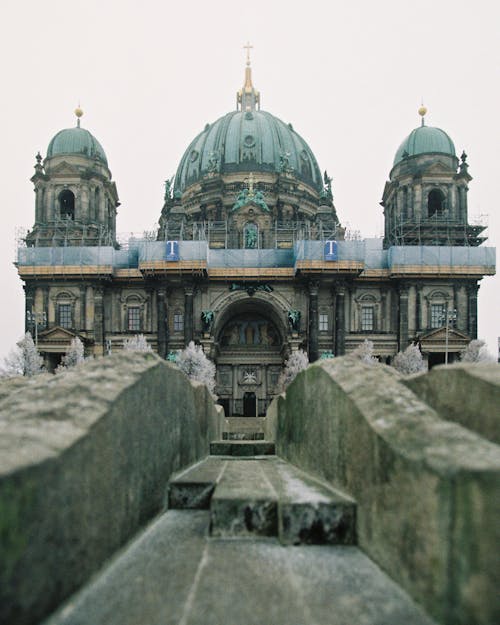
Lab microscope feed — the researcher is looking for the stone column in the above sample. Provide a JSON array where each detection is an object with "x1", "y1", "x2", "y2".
[
  {"x1": 93, "y1": 285, "x2": 105, "y2": 356},
  {"x1": 308, "y1": 281, "x2": 319, "y2": 362},
  {"x1": 380, "y1": 289, "x2": 387, "y2": 333},
  {"x1": 334, "y1": 283, "x2": 346, "y2": 356},
  {"x1": 415, "y1": 284, "x2": 423, "y2": 333},
  {"x1": 79, "y1": 284, "x2": 86, "y2": 332},
  {"x1": 184, "y1": 284, "x2": 194, "y2": 345},
  {"x1": 42, "y1": 285, "x2": 49, "y2": 330},
  {"x1": 467, "y1": 282, "x2": 479, "y2": 339},
  {"x1": 24, "y1": 284, "x2": 35, "y2": 333},
  {"x1": 157, "y1": 286, "x2": 167, "y2": 358},
  {"x1": 398, "y1": 283, "x2": 409, "y2": 350}
]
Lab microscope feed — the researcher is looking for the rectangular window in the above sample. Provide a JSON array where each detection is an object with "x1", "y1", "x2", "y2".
[
  {"x1": 174, "y1": 313, "x2": 184, "y2": 332},
  {"x1": 319, "y1": 313, "x2": 328, "y2": 332},
  {"x1": 361, "y1": 306, "x2": 374, "y2": 331},
  {"x1": 127, "y1": 307, "x2": 141, "y2": 332},
  {"x1": 431, "y1": 304, "x2": 446, "y2": 329},
  {"x1": 58, "y1": 303, "x2": 72, "y2": 329}
]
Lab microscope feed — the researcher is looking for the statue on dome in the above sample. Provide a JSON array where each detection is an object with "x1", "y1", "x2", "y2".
[
  {"x1": 232, "y1": 187, "x2": 249, "y2": 211},
  {"x1": 164, "y1": 178, "x2": 173, "y2": 201}
]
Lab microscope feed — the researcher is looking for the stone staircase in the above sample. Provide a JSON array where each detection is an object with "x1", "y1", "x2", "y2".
[
  {"x1": 43, "y1": 437, "x2": 437, "y2": 625},
  {"x1": 168, "y1": 448, "x2": 356, "y2": 545}
]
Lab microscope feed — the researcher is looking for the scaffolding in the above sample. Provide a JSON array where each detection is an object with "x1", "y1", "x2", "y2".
[{"x1": 389, "y1": 213, "x2": 488, "y2": 247}]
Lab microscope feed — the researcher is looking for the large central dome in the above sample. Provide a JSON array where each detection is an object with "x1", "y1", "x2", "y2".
[{"x1": 174, "y1": 60, "x2": 322, "y2": 194}]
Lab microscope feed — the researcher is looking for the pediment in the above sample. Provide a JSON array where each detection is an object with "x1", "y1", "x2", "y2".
[
  {"x1": 422, "y1": 161, "x2": 454, "y2": 176},
  {"x1": 50, "y1": 161, "x2": 80, "y2": 176},
  {"x1": 38, "y1": 326, "x2": 77, "y2": 342},
  {"x1": 420, "y1": 327, "x2": 470, "y2": 343}
]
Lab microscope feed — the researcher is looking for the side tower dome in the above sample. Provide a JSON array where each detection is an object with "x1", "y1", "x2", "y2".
[
  {"x1": 27, "y1": 109, "x2": 119, "y2": 247},
  {"x1": 381, "y1": 107, "x2": 485, "y2": 248},
  {"x1": 160, "y1": 53, "x2": 339, "y2": 246}
]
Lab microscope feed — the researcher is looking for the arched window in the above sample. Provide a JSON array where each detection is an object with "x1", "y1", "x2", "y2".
[
  {"x1": 59, "y1": 190, "x2": 75, "y2": 220},
  {"x1": 428, "y1": 189, "x2": 445, "y2": 218},
  {"x1": 244, "y1": 222, "x2": 258, "y2": 249}
]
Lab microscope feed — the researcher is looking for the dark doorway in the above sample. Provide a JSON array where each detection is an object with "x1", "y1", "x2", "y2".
[
  {"x1": 45, "y1": 352, "x2": 63, "y2": 373},
  {"x1": 243, "y1": 392, "x2": 256, "y2": 417},
  {"x1": 218, "y1": 398, "x2": 230, "y2": 417},
  {"x1": 428, "y1": 352, "x2": 445, "y2": 369}
]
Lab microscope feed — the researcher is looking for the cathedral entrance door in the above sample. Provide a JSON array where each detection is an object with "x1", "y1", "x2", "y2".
[{"x1": 243, "y1": 392, "x2": 257, "y2": 417}]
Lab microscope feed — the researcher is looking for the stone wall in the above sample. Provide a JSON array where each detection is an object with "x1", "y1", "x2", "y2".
[
  {"x1": 269, "y1": 358, "x2": 500, "y2": 625},
  {"x1": 403, "y1": 362, "x2": 500, "y2": 444},
  {"x1": 0, "y1": 353, "x2": 221, "y2": 625}
]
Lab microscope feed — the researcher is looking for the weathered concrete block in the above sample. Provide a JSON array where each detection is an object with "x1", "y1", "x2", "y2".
[
  {"x1": 0, "y1": 352, "x2": 220, "y2": 625},
  {"x1": 403, "y1": 362, "x2": 500, "y2": 444},
  {"x1": 275, "y1": 357, "x2": 500, "y2": 625}
]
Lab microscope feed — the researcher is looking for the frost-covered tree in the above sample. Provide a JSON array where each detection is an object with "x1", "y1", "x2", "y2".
[
  {"x1": 460, "y1": 339, "x2": 495, "y2": 363},
  {"x1": 176, "y1": 341, "x2": 216, "y2": 397},
  {"x1": 1, "y1": 332, "x2": 43, "y2": 377},
  {"x1": 123, "y1": 334, "x2": 152, "y2": 352},
  {"x1": 57, "y1": 337, "x2": 85, "y2": 371},
  {"x1": 393, "y1": 344, "x2": 426, "y2": 375},
  {"x1": 351, "y1": 339, "x2": 379, "y2": 365},
  {"x1": 277, "y1": 349, "x2": 309, "y2": 392}
]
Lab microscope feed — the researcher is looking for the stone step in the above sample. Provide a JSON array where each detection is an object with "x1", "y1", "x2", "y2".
[
  {"x1": 167, "y1": 457, "x2": 356, "y2": 545},
  {"x1": 210, "y1": 459, "x2": 278, "y2": 538},
  {"x1": 222, "y1": 431, "x2": 265, "y2": 440},
  {"x1": 260, "y1": 458, "x2": 356, "y2": 545},
  {"x1": 167, "y1": 457, "x2": 227, "y2": 509},
  {"x1": 210, "y1": 440, "x2": 275, "y2": 456}
]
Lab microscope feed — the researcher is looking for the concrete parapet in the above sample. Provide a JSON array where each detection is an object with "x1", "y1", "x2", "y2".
[
  {"x1": 403, "y1": 362, "x2": 500, "y2": 444},
  {"x1": 274, "y1": 357, "x2": 500, "y2": 625},
  {"x1": 0, "y1": 352, "x2": 221, "y2": 625}
]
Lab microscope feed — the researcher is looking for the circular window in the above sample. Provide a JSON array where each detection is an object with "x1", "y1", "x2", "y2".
[
  {"x1": 245, "y1": 112, "x2": 254, "y2": 121},
  {"x1": 300, "y1": 150, "x2": 309, "y2": 161},
  {"x1": 190, "y1": 150, "x2": 199, "y2": 162},
  {"x1": 244, "y1": 135, "x2": 255, "y2": 147}
]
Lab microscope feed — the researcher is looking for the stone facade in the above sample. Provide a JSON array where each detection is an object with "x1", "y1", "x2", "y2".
[{"x1": 17, "y1": 65, "x2": 495, "y2": 413}]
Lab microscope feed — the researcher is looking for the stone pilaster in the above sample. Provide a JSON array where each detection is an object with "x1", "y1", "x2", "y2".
[
  {"x1": 157, "y1": 286, "x2": 167, "y2": 358},
  {"x1": 398, "y1": 283, "x2": 409, "y2": 350},
  {"x1": 308, "y1": 281, "x2": 319, "y2": 362},
  {"x1": 334, "y1": 283, "x2": 346, "y2": 356},
  {"x1": 93, "y1": 285, "x2": 104, "y2": 356},
  {"x1": 467, "y1": 282, "x2": 479, "y2": 339},
  {"x1": 184, "y1": 284, "x2": 194, "y2": 345}
]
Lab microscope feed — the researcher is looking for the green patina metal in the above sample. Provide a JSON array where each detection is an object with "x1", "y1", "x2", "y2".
[
  {"x1": 47, "y1": 127, "x2": 108, "y2": 165},
  {"x1": 393, "y1": 125, "x2": 456, "y2": 166},
  {"x1": 174, "y1": 110, "x2": 323, "y2": 194}
]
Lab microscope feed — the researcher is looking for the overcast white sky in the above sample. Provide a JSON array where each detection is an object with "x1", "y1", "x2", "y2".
[{"x1": 1, "y1": 0, "x2": 498, "y2": 359}]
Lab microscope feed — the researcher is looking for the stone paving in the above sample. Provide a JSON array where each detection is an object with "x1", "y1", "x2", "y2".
[{"x1": 43, "y1": 440, "x2": 437, "y2": 625}]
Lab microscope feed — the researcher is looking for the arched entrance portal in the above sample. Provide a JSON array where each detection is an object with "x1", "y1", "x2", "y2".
[{"x1": 215, "y1": 305, "x2": 285, "y2": 416}]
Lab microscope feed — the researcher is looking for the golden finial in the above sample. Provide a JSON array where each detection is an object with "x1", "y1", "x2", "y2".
[
  {"x1": 74, "y1": 105, "x2": 83, "y2": 127},
  {"x1": 418, "y1": 102, "x2": 427, "y2": 126}
]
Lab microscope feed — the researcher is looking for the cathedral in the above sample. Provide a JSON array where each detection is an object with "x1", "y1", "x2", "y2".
[{"x1": 17, "y1": 53, "x2": 495, "y2": 416}]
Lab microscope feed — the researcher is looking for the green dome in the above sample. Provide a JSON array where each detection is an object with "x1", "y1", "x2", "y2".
[
  {"x1": 47, "y1": 126, "x2": 108, "y2": 165},
  {"x1": 393, "y1": 125, "x2": 456, "y2": 166},
  {"x1": 174, "y1": 110, "x2": 323, "y2": 193}
]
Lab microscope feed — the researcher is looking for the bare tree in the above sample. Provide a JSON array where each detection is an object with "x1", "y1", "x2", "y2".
[
  {"x1": 351, "y1": 339, "x2": 379, "y2": 365},
  {"x1": 176, "y1": 341, "x2": 216, "y2": 397},
  {"x1": 57, "y1": 337, "x2": 85, "y2": 371},
  {"x1": 393, "y1": 344, "x2": 426, "y2": 375},
  {"x1": 277, "y1": 349, "x2": 309, "y2": 392},
  {"x1": 0, "y1": 332, "x2": 43, "y2": 377},
  {"x1": 460, "y1": 339, "x2": 495, "y2": 363},
  {"x1": 123, "y1": 334, "x2": 152, "y2": 352}
]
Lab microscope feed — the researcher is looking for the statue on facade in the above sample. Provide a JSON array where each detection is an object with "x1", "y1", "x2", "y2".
[
  {"x1": 207, "y1": 151, "x2": 219, "y2": 173},
  {"x1": 232, "y1": 187, "x2": 249, "y2": 211},
  {"x1": 288, "y1": 309, "x2": 301, "y2": 332},
  {"x1": 245, "y1": 226, "x2": 258, "y2": 249},
  {"x1": 201, "y1": 310, "x2": 214, "y2": 332}
]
